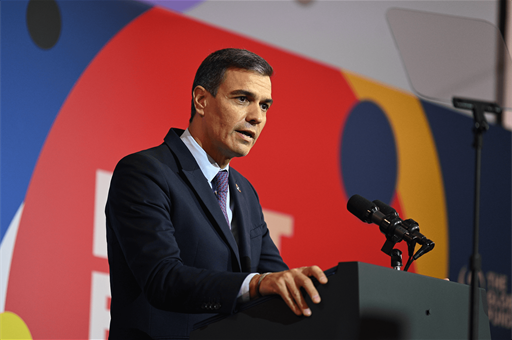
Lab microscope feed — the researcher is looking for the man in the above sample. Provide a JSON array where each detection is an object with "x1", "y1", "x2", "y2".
[{"x1": 106, "y1": 48, "x2": 327, "y2": 339}]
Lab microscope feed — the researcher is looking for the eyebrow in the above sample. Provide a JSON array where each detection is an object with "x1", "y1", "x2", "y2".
[{"x1": 231, "y1": 90, "x2": 273, "y2": 105}]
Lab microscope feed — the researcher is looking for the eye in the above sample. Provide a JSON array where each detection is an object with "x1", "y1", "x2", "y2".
[
  {"x1": 237, "y1": 96, "x2": 248, "y2": 103},
  {"x1": 260, "y1": 103, "x2": 270, "y2": 111}
]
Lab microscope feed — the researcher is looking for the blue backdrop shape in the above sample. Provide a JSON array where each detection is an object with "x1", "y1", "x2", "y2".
[
  {"x1": 0, "y1": 0, "x2": 151, "y2": 241},
  {"x1": 340, "y1": 100, "x2": 398, "y2": 205}
]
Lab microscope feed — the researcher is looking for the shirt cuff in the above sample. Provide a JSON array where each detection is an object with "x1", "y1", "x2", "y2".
[{"x1": 237, "y1": 273, "x2": 258, "y2": 303}]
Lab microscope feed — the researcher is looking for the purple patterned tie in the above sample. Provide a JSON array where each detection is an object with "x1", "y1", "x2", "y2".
[{"x1": 212, "y1": 171, "x2": 230, "y2": 228}]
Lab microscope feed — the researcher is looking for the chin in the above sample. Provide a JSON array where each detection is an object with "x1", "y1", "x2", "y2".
[
  {"x1": 230, "y1": 147, "x2": 252, "y2": 159},
  {"x1": 229, "y1": 142, "x2": 254, "y2": 157}
]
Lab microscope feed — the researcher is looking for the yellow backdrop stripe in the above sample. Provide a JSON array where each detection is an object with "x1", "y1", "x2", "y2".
[{"x1": 342, "y1": 71, "x2": 448, "y2": 279}]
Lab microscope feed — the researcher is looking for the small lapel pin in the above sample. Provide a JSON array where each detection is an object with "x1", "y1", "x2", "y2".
[{"x1": 236, "y1": 184, "x2": 241, "y2": 193}]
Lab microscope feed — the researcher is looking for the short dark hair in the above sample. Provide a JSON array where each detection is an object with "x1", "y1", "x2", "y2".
[{"x1": 190, "y1": 48, "x2": 274, "y2": 122}]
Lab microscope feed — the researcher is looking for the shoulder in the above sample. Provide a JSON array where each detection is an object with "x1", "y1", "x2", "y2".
[
  {"x1": 115, "y1": 128, "x2": 190, "y2": 173},
  {"x1": 107, "y1": 146, "x2": 182, "y2": 200},
  {"x1": 116, "y1": 144, "x2": 175, "y2": 171}
]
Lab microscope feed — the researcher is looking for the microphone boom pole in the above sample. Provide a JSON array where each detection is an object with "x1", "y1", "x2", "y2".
[{"x1": 452, "y1": 97, "x2": 501, "y2": 340}]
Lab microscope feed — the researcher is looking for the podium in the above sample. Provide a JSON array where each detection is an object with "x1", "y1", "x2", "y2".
[{"x1": 191, "y1": 262, "x2": 491, "y2": 339}]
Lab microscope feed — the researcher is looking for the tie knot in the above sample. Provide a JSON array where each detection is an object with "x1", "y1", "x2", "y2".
[{"x1": 212, "y1": 171, "x2": 229, "y2": 194}]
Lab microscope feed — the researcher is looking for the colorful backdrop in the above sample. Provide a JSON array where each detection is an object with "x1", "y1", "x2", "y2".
[{"x1": 1, "y1": 1, "x2": 510, "y2": 339}]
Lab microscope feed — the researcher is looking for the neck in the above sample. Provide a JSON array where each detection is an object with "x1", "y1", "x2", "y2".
[{"x1": 188, "y1": 125, "x2": 230, "y2": 168}]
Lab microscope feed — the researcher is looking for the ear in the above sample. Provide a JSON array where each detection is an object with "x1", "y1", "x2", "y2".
[{"x1": 192, "y1": 86, "x2": 208, "y2": 117}]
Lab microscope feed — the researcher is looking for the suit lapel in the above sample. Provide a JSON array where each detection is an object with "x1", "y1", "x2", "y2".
[
  {"x1": 164, "y1": 129, "x2": 241, "y2": 271},
  {"x1": 230, "y1": 173, "x2": 252, "y2": 272},
  {"x1": 182, "y1": 168, "x2": 241, "y2": 261}
]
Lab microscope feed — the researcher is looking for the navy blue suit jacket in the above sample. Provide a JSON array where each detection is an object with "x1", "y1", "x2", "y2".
[{"x1": 106, "y1": 128, "x2": 288, "y2": 339}]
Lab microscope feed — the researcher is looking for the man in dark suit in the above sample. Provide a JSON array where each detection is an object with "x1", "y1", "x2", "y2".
[{"x1": 106, "y1": 48, "x2": 327, "y2": 339}]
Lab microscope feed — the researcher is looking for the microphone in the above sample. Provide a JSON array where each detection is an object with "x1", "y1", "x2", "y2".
[
  {"x1": 347, "y1": 195, "x2": 435, "y2": 260},
  {"x1": 347, "y1": 194, "x2": 383, "y2": 223},
  {"x1": 373, "y1": 200, "x2": 399, "y2": 219},
  {"x1": 347, "y1": 195, "x2": 410, "y2": 243},
  {"x1": 373, "y1": 200, "x2": 419, "y2": 234}
]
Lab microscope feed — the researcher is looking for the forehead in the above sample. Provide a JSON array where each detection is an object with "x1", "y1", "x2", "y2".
[{"x1": 220, "y1": 68, "x2": 272, "y2": 96}]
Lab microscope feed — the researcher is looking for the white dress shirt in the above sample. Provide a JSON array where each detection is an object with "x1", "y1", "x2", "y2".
[{"x1": 180, "y1": 128, "x2": 257, "y2": 302}]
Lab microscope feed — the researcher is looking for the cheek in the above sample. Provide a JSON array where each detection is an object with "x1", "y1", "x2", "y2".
[{"x1": 210, "y1": 114, "x2": 230, "y2": 133}]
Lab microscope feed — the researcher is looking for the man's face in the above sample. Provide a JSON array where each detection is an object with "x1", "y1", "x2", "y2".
[{"x1": 199, "y1": 68, "x2": 272, "y2": 167}]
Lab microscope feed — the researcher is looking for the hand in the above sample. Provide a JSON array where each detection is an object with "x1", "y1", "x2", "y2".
[{"x1": 250, "y1": 266, "x2": 328, "y2": 317}]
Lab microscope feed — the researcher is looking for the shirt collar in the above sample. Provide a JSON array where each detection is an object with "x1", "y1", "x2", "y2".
[{"x1": 180, "y1": 128, "x2": 229, "y2": 184}]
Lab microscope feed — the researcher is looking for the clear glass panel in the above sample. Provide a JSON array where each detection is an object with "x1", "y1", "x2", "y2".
[{"x1": 387, "y1": 8, "x2": 511, "y2": 110}]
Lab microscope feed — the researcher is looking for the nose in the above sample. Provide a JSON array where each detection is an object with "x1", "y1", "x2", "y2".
[{"x1": 246, "y1": 104, "x2": 265, "y2": 125}]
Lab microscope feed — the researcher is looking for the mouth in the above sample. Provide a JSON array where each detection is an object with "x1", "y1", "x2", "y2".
[{"x1": 236, "y1": 129, "x2": 255, "y2": 140}]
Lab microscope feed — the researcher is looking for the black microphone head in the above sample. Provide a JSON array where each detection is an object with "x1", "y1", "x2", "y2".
[{"x1": 347, "y1": 194, "x2": 378, "y2": 223}]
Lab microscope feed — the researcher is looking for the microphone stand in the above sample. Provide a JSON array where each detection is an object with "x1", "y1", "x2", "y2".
[
  {"x1": 391, "y1": 249, "x2": 402, "y2": 270},
  {"x1": 452, "y1": 97, "x2": 501, "y2": 340}
]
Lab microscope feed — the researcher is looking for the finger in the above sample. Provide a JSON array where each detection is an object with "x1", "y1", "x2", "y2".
[
  {"x1": 302, "y1": 265, "x2": 328, "y2": 284},
  {"x1": 262, "y1": 272, "x2": 303, "y2": 316},
  {"x1": 286, "y1": 276, "x2": 312, "y2": 317},
  {"x1": 277, "y1": 280, "x2": 303, "y2": 316},
  {"x1": 295, "y1": 266, "x2": 327, "y2": 304},
  {"x1": 298, "y1": 275, "x2": 321, "y2": 304}
]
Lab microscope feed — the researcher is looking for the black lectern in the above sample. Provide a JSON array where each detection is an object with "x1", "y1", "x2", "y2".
[{"x1": 191, "y1": 262, "x2": 491, "y2": 339}]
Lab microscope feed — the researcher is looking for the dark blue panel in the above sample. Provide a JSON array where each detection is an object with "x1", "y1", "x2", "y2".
[
  {"x1": 0, "y1": 0, "x2": 151, "y2": 240},
  {"x1": 340, "y1": 101, "x2": 398, "y2": 205}
]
